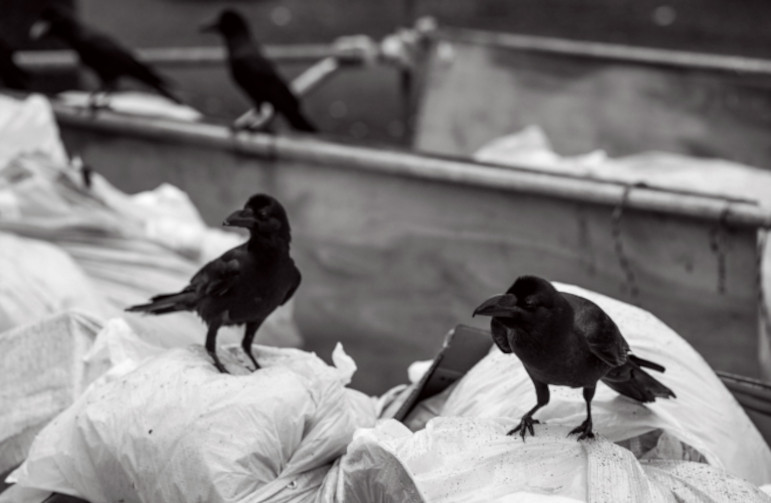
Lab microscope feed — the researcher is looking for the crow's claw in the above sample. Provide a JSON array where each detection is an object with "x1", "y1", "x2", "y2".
[
  {"x1": 507, "y1": 416, "x2": 540, "y2": 441},
  {"x1": 568, "y1": 419, "x2": 594, "y2": 441}
]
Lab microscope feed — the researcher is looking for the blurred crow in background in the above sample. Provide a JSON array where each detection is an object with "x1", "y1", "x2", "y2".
[
  {"x1": 127, "y1": 194, "x2": 302, "y2": 373},
  {"x1": 200, "y1": 9, "x2": 318, "y2": 132},
  {"x1": 0, "y1": 37, "x2": 30, "y2": 90},
  {"x1": 473, "y1": 275, "x2": 675, "y2": 441},
  {"x1": 30, "y1": 5, "x2": 184, "y2": 108}
]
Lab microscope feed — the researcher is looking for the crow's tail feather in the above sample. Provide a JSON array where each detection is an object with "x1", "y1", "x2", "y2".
[
  {"x1": 602, "y1": 360, "x2": 676, "y2": 403},
  {"x1": 125, "y1": 291, "x2": 195, "y2": 315},
  {"x1": 629, "y1": 354, "x2": 666, "y2": 373}
]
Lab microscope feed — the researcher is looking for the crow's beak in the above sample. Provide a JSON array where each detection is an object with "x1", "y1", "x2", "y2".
[
  {"x1": 29, "y1": 20, "x2": 51, "y2": 40},
  {"x1": 222, "y1": 208, "x2": 255, "y2": 228},
  {"x1": 472, "y1": 294, "x2": 517, "y2": 318},
  {"x1": 199, "y1": 19, "x2": 219, "y2": 34}
]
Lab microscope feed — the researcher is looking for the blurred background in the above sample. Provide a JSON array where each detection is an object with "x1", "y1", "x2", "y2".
[{"x1": 6, "y1": 0, "x2": 771, "y2": 147}]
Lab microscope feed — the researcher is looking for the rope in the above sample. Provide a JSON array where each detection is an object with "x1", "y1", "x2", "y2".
[{"x1": 611, "y1": 183, "x2": 646, "y2": 300}]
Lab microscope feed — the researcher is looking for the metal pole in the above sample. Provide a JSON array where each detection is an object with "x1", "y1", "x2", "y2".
[{"x1": 50, "y1": 104, "x2": 771, "y2": 230}]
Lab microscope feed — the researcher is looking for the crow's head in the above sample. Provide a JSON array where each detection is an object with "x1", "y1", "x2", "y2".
[
  {"x1": 30, "y1": 5, "x2": 76, "y2": 40},
  {"x1": 223, "y1": 193, "x2": 291, "y2": 241},
  {"x1": 473, "y1": 275, "x2": 558, "y2": 319},
  {"x1": 199, "y1": 9, "x2": 250, "y2": 38}
]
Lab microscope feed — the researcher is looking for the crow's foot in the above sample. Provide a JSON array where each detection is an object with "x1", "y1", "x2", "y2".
[
  {"x1": 245, "y1": 351, "x2": 261, "y2": 372},
  {"x1": 568, "y1": 418, "x2": 594, "y2": 441},
  {"x1": 208, "y1": 352, "x2": 229, "y2": 374},
  {"x1": 507, "y1": 415, "x2": 540, "y2": 441}
]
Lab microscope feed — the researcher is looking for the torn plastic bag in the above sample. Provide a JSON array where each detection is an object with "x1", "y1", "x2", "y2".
[
  {"x1": 10, "y1": 320, "x2": 377, "y2": 503},
  {"x1": 0, "y1": 311, "x2": 106, "y2": 475},
  {"x1": 424, "y1": 282, "x2": 771, "y2": 485},
  {"x1": 335, "y1": 418, "x2": 771, "y2": 503}
]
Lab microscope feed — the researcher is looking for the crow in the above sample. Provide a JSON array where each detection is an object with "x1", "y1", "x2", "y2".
[
  {"x1": 30, "y1": 5, "x2": 184, "y2": 107},
  {"x1": 127, "y1": 194, "x2": 301, "y2": 373},
  {"x1": 200, "y1": 9, "x2": 317, "y2": 132},
  {"x1": 473, "y1": 275, "x2": 675, "y2": 441},
  {"x1": 0, "y1": 37, "x2": 30, "y2": 90}
]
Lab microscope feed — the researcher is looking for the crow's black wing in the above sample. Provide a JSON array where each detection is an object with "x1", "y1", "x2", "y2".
[{"x1": 564, "y1": 293, "x2": 628, "y2": 367}]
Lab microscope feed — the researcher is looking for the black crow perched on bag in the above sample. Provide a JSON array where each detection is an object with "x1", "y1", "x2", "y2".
[
  {"x1": 473, "y1": 275, "x2": 675, "y2": 441},
  {"x1": 127, "y1": 194, "x2": 302, "y2": 373}
]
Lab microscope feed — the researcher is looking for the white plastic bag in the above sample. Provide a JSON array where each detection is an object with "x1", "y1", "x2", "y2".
[
  {"x1": 0, "y1": 232, "x2": 112, "y2": 332},
  {"x1": 10, "y1": 321, "x2": 377, "y2": 503},
  {"x1": 0, "y1": 311, "x2": 106, "y2": 475},
  {"x1": 335, "y1": 418, "x2": 771, "y2": 502}
]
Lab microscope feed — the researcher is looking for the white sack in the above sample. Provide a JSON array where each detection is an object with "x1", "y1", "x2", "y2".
[
  {"x1": 337, "y1": 418, "x2": 771, "y2": 503},
  {"x1": 0, "y1": 311, "x2": 106, "y2": 475},
  {"x1": 10, "y1": 321, "x2": 377, "y2": 503}
]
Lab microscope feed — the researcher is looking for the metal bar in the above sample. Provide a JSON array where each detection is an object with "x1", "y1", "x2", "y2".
[
  {"x1": 291, "y1": 57, "x2": 343, "y2": 95},
  {"x1": 436, "y1": 27, "x2": 771, "y2": 77},
  {"x1": 50, "y1": 103, "x2": 771, "y2": 229},
  {"x1": 233, "y1": 57, "x2": 343, "y2": 129},
  {"x1": 15, "y1": 44, "x2": 351, "y2": 71}
]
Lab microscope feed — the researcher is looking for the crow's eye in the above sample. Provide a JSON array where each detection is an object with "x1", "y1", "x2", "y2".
[{"x1": 522, "y1": 299, "x2": 537, "y2": 310}]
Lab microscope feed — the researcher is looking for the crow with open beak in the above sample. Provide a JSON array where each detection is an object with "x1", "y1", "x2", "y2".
[
  {"x1": 473, "y1": 275, "x2": 675, "y2": 441},
  {"x1": 30, "y1": 5, "x2": 184, "y2": 107},
  {"x1": 200, "y1": 9, "x2": 317, "y2": 132},
  {"x1": 127, "y1": 194, "x2": 301, "y2": 373}
]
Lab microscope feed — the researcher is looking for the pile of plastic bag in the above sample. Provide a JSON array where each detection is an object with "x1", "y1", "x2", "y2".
[
  {"x1": 7, "y1": 300, "x2": 771, "y2": 502},
  {"x1": 8, "y1": 320, "x2": 378, "y2": 503},
  {"x1": 4, "y1": 95, "x2": 771, "y2": 502}
]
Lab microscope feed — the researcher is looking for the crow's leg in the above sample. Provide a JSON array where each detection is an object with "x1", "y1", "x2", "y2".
[
  {"x1": 241, "y1": 321, "x2": 262, "y2": 371},
  {"x1": 568, "y1": 386, "x2": 596, "y2": 440},
  {"x1": 88, "y1": 80, "x2": 116, "y2": 112},
  {"x1": 508, "y1": 379, "x2": 549, "y2": 440},
  {"x1": 205, "y1": 322, "x2": 228, "y2": 374}
]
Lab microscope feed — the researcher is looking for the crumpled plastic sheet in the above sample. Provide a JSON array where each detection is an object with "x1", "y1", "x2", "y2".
[{"x1": 9, "y1": 319, "x2": 378, "y2": 503}]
